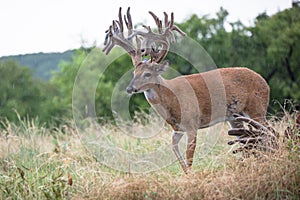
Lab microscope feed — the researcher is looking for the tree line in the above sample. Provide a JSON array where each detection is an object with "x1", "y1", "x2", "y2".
[
  {"x1": 0, "y1": 6, "x2": 299, "y2": 125},
  {"x1": 0, "y1": 50, "x2": 74, "y2": 80}
]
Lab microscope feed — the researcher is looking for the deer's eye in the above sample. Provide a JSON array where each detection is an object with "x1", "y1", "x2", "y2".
[{"x1": 143, "y1": 72, "x2": 152, "y2": 78}]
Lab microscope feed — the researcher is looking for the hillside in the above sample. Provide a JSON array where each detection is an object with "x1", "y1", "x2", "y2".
[{"x1": 0, "y1": 50, "x2": 74, "y2": 80}]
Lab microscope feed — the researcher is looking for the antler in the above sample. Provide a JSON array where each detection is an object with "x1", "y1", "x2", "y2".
[
  {"x1": 103, "y1": 7, "x2": 186, "y2": 65},
  {"x1": 128, "y1": 11, "x2": 186, "y2": 63},
  {"x1": 227, "y1": 115, "x2": 279, "y2": 154},
  {"x1": 103, "y1": 7, "x2": 142, "y2": 66}
]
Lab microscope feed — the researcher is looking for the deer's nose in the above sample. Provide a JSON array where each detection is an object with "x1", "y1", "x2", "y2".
[
  {"x1": 126, "y1": 86, "x2": 139, "y2": 94},
  {"x1": 126, "y1": 86, "x2": 133, "y2": 94}
]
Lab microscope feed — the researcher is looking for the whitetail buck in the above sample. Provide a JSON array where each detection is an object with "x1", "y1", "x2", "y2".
[{"x1": 103, "y1": 8, "x2": 270, "y2": 173}]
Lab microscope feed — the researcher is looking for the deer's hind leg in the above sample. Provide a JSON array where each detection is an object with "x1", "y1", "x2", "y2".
[
  {"x1": 186, "y1": 130, "x2": 197, "y2": 170},
  {"x1": 244, "y1": 91, "x2": 269, "y2": 125}
]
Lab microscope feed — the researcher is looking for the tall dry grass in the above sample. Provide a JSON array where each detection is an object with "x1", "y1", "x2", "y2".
[{"x1": 0, "y1": 113, "x2": 299, "y2": 199}]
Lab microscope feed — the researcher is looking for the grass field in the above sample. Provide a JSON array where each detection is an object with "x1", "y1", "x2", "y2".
[{"x1": 0, "y1": 113, "x2": 299, "y2": 199}]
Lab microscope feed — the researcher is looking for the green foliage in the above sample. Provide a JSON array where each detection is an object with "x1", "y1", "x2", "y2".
[
  {"x1": 50, "y1": 49, "x2": 88, "y2": 120},
  {"x1": 250, "y1": 6, "x2": 300, "y2": 110},
  {"x1": 179, "y1": 7, "x2": 231, "y2": 67},
  {"x1": 50, "y1": 47, "x2": 150, "y2": 121},
  {"x1": 0, "y1": 50, "x2": 74, "y2": 80},
  {"x1": 178, "y1": 6, "x2": 300, "y2": 112},
  {"x1": 0, "y1": 60, "x2": 66, "y2": 125},
  {"x1": 1, "y1": 7, "x2": 299, "y2": 124},
  {"x1": 0, "y1": 61, "x2": 43, "y2": 122}
]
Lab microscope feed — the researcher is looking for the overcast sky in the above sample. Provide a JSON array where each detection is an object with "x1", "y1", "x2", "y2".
[{"x1": 0, "y1": 0, "x2": 291, "y2": 57}]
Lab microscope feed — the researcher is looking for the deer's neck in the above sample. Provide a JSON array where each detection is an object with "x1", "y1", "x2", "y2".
[
  {"x1": 144, "y1": 76, "x2": 169, "y2": 103},
  {"x1": 144, "y1": 76, "x2": 182, "y2": 131}
]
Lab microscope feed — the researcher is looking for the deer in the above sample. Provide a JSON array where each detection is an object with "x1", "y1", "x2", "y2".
[{"x1": 103, "y1": 7, "x2": 270, "y2": 173}]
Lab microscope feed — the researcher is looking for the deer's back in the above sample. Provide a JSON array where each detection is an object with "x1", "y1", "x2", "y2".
[{"x1": 167, "y1": 67, "x2": 269, "y2": 129}]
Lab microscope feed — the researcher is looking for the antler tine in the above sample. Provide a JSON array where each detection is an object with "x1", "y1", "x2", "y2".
[
  {"x1": 125, "y1": 9, "x2": 186, "y2": 63},
  {"x1": 103, "y1": 8, "x2": 186, "y2": 65},
  {"x1": 170, "y1": 25, "x2": 186, "y2": 37},
  {"x1": 103, "y1": 25, "x2": 114, "y2": 54},
  {"x1": 149, "y1": 11, "x2": 163, "y2": 34},
  {"x1": 102, "y1": 7, "x2": 142, "y2": 65},
  {"x1": 112, "y1": 20, "x2": 119, "y2": 33},
  {"x1": 135, "y1": 36, "x2": 142, "y2": 59},
  {"x1": 169, "y1": 12, "x2": 174, "y2": 28},
  {"x1": 163, "y1": 12, "x2": 169, "y2": 28},
  {"x1": 147, "y1": 11, "x2": 186, "y2": 63},
  {"x1": 118, "y1": 7, "x2": 124, "y2": 35},
  {"x1": 104, "y1": 27, "x2": 111, "y2": 46},
  {"x1": 165, "y1": 12, "x2": 186, "y2": 37},
  {"x1": 125, "y1": 7, "x2": 133, "y2": 35}
]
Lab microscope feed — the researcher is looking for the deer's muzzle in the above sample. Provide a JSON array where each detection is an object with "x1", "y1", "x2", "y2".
[
  {"x1": 126, "y1": 86, "x2": 133, "y2": 94},
  {"x1": 126, "y1": 86, "x2": 139, "y2": 94}
]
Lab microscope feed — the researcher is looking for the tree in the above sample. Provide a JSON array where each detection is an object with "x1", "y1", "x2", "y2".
[
  {"x1": 178, "y1": 7, "x2": 300, "y2": 113},
  {"x1": 49, "y1": 6, "x2": 300, "y2": 122},
  {"x1": 50, "y1": 49, "x2": 89, "y2": 120},
  {"x1": 249, "y1": 6, "x2": 300, "y2": 111},
  {"x1": 178, "y1": 7, "x2": 232, "y2": 68},
  {"x1": 50, "y1": 47, "x2": 150, "y2": 122},
  {"x1": 0, "y1": 60, "x2": 43, "y2": 122}
]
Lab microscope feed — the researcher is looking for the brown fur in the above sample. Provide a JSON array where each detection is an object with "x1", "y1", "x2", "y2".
[{"x1": 128, "y1": 64, "x2": 270, "y2": 172}]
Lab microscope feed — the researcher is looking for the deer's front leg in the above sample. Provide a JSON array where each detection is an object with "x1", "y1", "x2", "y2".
[
  {"x1": 172, "y1": 131, "x2": 188, "y2": 172},
  {"x1": 186, "y1": 131, "x2": 197, "y2": 168}
]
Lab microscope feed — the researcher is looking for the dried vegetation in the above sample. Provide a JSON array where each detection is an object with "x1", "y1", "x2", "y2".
[{"x1": 0, "y1": 112, "x2": 299, "y2": 199}]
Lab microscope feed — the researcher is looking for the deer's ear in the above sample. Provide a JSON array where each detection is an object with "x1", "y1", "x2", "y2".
[{"x1": 156, "y1": 60, "x2": 169, "y2": 74}]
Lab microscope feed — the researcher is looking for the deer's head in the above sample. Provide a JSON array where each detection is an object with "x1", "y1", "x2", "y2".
[
  {"x1": 126, "y1": 60, "x2": 169, "y2": 93},
  {"x1": 103, "y1": 7, "x2": 185, "y2": 94}
]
